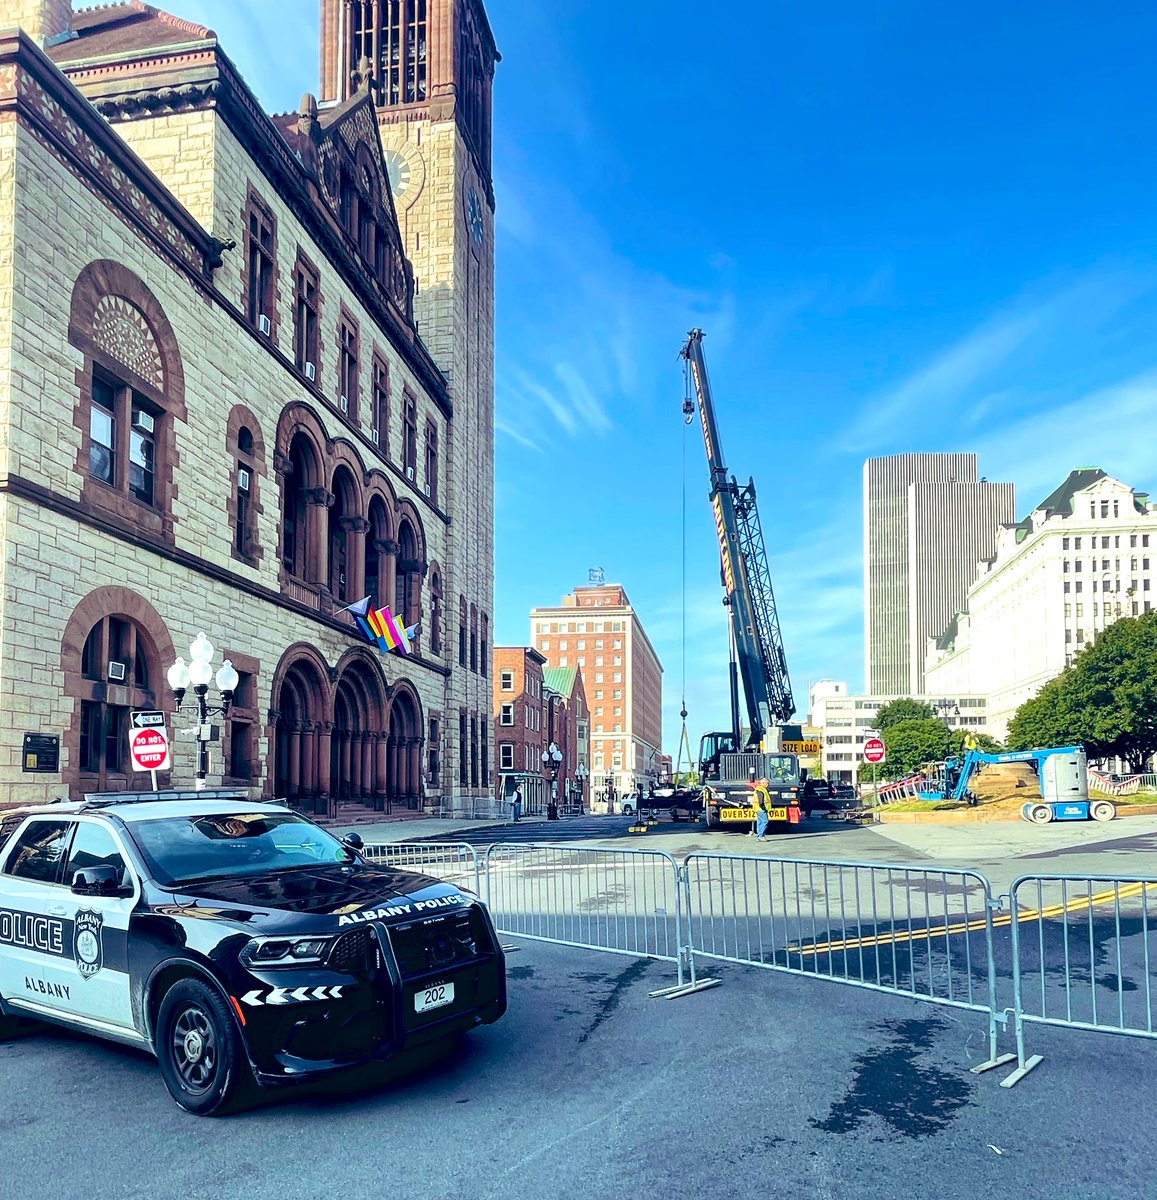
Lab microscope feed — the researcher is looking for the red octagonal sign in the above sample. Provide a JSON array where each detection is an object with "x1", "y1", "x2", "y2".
[
  {"x1": 863, "y1": 737, "x2": 887, "y2": 765},
  {"x1": 130, "y1": 726, "x2": 171, "y2": 772}
]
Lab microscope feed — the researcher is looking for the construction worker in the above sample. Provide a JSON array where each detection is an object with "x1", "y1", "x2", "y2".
[{"x1": 748, "y1": 777, "x2": 772, "y2": 840}]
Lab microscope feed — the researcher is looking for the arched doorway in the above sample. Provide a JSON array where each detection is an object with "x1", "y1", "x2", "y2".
[
  {"x1": 281, "y1": 431, "x2": 323, "y2": 582},
  {"x1": 387, "y1": 686, "x2": 423, "y2": 809},
  {"x1": 272, "y1": 656, "x2": 329, "y2": 814},
  {"x1": 330, "y1": 656, "x2": 388, "y2": 811}
]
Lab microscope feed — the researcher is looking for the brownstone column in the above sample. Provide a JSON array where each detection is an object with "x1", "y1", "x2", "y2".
[
  {"x1": 303, "y1": 722, "x2": 318, "y2": 797},
  {"x1": 287, "y1": 725, "x2": 302, "y2": 795},
  {"x1": 317, "y1": 722, "x2": 333, "y2": 809},
  {"x1": 387, "y1": 734, "x2": 399, "y2": 803},
  {"x1": 360, "y1": 733, "x2": 373, "y2": 799},
  {"x1": 351, "y1": 732, "x2": 365, "y2": 798},
  {"x1": 377, "y1": 538, "x2": 399, "y2": 614},
  {"x1": 340, "y1": 516, "x2": 370, "y2": 602},
  {"x1": 338, "y1": 730, "x2": 352, "y2": 799},
  {"x1": 373, "y1": 733, "x2": 388, "y2": 809},
  {"x1": 304, "y1": 488, "x2": 333, "y2": 585}
]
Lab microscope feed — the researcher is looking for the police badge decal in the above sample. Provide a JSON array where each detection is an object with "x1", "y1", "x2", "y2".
[{"x1": 73, "y1": 910, "x2": 103, "y2": 979}]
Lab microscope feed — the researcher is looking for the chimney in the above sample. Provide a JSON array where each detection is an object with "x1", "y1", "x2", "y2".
[{"x1": 1, "y1": 0, "x2": 74, "y2": 46}]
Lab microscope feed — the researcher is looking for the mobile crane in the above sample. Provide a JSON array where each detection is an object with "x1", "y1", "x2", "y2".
[{"x1": 680, "y1": 329, "x2": 803, "y2": 830}]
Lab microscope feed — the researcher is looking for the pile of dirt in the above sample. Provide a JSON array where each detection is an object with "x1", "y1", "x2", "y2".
[{"x1": 969, "y1": 761, "x2": 1041, "y2": 806}]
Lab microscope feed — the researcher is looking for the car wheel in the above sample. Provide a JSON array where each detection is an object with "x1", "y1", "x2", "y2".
[
  {"x1": 157, "y1": 978, "x2": 252, "y2": 1116},
  {"x1": 1090, "y1": 800, "x2": 1116, "y2": 822},
  {"x1": 622, "y1": 804, "x2": 633, "y2": 816},
  {"x1": 1029, "y1": 804, "x2": 1053, "y2": 825}
]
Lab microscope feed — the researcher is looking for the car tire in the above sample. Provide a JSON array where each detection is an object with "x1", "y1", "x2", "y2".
[
  {"x1": 622, "y1": 804, "x2": 634, "y2": 816},
  {"x1": 156, "y1": 978, "x2": 253, "y2": 1116}
]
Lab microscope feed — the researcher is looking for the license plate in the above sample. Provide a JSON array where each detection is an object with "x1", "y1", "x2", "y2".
[
  {"x1": 720, "y1": 807, "x2": 789, "y2": 822},
  {"x1": 415, "y1": 982, "x2": 455, "y2": 1013}
]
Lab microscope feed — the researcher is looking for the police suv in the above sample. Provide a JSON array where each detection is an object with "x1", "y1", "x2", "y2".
[{"x1": 0, "y1": 791, "x2": 506, "y2": 1115}]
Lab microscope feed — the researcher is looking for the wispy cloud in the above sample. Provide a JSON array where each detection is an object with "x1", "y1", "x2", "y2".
[{"x1": 840, "y1": 270, "x2": 1154, "y2": 453}]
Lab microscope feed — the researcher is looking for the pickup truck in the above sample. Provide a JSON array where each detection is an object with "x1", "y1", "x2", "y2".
[{"x1": 638, "y1": 788, "x2": 704, "y2": 822}]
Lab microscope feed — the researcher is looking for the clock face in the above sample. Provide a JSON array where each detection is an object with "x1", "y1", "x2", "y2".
[
  {"x1": 384, "y1": 149, "x2": 411, "y2": 199},
  {"x1": 466, "y1": 185, "x2": 485, "y2": 247}
]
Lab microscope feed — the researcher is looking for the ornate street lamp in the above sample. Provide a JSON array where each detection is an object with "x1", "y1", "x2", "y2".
[
  {"x1": 575, "y1": 761, "x2": 588, "y2": 814},
  {"x1": 542, "y1": 741, "x2": 563, "y2": 821},
  {"x1": 167, "y1": 633, "x2": 239, "y2": 790},
  {"x1": 933, "y1": 700, "x2": 961, "y2": 799}
]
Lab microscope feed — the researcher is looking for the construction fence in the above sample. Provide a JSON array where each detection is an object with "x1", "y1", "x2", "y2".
[{"x1": 363, "y1": 841, "x2": 1157, "y2": 1087}]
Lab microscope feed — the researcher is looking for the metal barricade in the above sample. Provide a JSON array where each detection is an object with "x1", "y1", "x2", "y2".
[
  {"x1": 683, "y1": 852, "x2": 1009, "y2": 1065},
  {"x1": 484, "y1": 844, "x2": 693, "y2": 988},
  {"x1": 1003, "y1": 873, "x2": 1157, "y2": 1086},
  {"x1": 361, "y1": 841, "x2": 482, "y2": 897}
]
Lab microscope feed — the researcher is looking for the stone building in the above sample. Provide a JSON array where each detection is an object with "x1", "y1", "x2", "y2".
[
  {"x1": 925, "y1": 469, "x2": 1157, "y2": 740},
  {"x1": 0, "y1": 0, "x2": 498, "y2": 812}
]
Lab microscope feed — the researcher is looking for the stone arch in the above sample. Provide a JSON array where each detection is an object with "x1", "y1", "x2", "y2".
[
  {"x1": 69, "y1": 261, "x2": 185, "y2": 409},
  {"x1": 268, "y1": 643, "x2": 332, "y2": 813},
  {"x1": 386, "y1": 679, "x2": 424, "y2": 808},
  {"x1": 60, "y1": 587, "x2": 176, "y2": 796},
  {"x1": 331, "y1": 649, "x2": 390, "y2": 810}
]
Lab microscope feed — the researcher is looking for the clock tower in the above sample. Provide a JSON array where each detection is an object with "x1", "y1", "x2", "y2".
[{"x1": 321, "y1": 0, "x2": 500, "y2": 798}]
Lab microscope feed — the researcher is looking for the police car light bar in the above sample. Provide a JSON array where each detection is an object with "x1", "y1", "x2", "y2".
[{"x1": 80, "y1": 788, "x2": 255, "y2": 808}]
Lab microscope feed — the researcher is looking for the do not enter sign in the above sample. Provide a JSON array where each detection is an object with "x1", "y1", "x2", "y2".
[
  {"x1": 130, "y1": 726, "x2": 171, "y2": 773},
  {"x1": 862, "y1": 737, "x2": 887, "y2": 765}
]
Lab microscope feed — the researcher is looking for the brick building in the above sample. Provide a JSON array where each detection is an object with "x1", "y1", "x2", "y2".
[
  {"x1": 543, "y1": 665, "x2": 590, "y2": 811},
  {"x1": 531, "y1": 584, "x2": 662, "y2": 802},
  {"x1": 492, "y1": 647, "x2": 546, "y2": 815},
  {"x1": 0, "y1": 0, "x2": 498, "y2": 811}
]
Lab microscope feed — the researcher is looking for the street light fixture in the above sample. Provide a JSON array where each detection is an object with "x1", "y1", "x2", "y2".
[
  {"x1": 933, "y1": 700, "x2": 960, "y2": 799},
  {"x1": 542, "y1": 741, "x2": 563, "y2": 821},
  {"x1": 575, "y1": 761, "x2": 588, "y2": 814},
  {"x1": 167, "y1": 633, "x2": 238, "y2": 790}
]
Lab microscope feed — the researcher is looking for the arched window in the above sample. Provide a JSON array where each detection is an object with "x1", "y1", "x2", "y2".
[
  {"x1": 429, "y1": 570, "x2": 443, "y2": 656},
  {"x1": 76, "y1": 615, "x2": 160, "y2": 789},
  {"x1": 282, "y1": 432, "x2": 322, "y2": 580},
  {"x1": 228, "y1": 411, "x2": 265, "y2": 565},
  {"x1": 365, "y1": 496, "x2": 390, "y2": 607},
  {"x1": 396, "y1": 518, "x2": 421, "y2": 626},
  {"x1": 458, "y1": 595, "x2": 467, "y2": 668},
  {"x1": 69, "y1": 261, "x2": 186, "y2": 544},
  {"x1": 329, "y1": 466, "x2": 361, "y2": 604}
]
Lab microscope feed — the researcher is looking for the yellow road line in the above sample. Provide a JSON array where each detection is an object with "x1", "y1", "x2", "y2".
[{"x1": 788, "y1": 881, "x2": 1157, "y2": 958}]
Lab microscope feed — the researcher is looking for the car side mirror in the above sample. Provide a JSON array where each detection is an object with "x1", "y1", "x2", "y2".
[
  {"x1": 72, "y1": 865, "x2": 129, "y2": 898},
  {"x1": 341, "y1": 832, "x2": 364, "y2": 851}
]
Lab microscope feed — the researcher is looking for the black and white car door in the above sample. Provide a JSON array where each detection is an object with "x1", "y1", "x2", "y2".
[
  {"x1": 0, "y1": 819, "x2": 74, "y2": 1013},
  {"x1": 39, "y1": 818, "x2": 137, "y2": 1031}
]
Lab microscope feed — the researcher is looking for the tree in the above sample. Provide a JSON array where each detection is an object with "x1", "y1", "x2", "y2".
[
  {"x1": 881, "y1": 718, "x2": 950, "y2": 779},
  {"x1": 1007, "y1": 612, "x2": 1157, "y2": 772},
  {"x1": 875, "y1": 698, "x2": 935, "y2": 731}
]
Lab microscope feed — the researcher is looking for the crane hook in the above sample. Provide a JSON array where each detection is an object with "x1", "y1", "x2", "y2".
[{"x1": 682, "y1": 397, "x2": 695, "y2": 425}]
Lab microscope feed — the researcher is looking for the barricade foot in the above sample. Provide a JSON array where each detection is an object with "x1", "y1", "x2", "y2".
[
  {"x1": 648, "y1": 978, "x2": 723, "y2": 999},
  {"x1": 999, "y1": 1055, "x2": 1043, "y2": 1088},
  {"x1": 500, "y1": 943, "x2": 521, "y2": 953},
  {"x1": 969, "y1": 1053, "x2": 1017, "y2": 1075}
]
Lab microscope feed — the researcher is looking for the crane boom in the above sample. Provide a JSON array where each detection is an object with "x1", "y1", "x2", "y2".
[{"x1": 681, "y1": 328, "x2": 795, "y2": 750}]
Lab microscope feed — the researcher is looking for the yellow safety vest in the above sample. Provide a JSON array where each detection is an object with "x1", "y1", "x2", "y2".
[{"x1": 752, "y1": 785, "x2": 770, "y2": 811}]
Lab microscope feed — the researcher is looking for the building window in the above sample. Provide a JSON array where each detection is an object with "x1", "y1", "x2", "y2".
[
  {"x1": 75, "y1": 615, "x2": 159, "y2": 790},
  {"x1": 470, "y1": 716, "x2": 479, "y2": 787},
  {"x1": 480, "y1": 615, "x2": 489, "y2": 676},
  {"x1": 293, "y1": 254, "x2": 320, "y2": 376},
  {"x1": 501, "y1": 670, "x2": 514, "y2": 691},
  {"x1": 459, "y1": 711, "x2": 468, "y2": 787},
  {"x1": 372, "y1": 354, "x2": 389, "y2": 453},
  {"x1": 499, "y1": 742, "x2": 514, "y2": 771},
  {"x1": 459, "y1": 597, "x2": 467, "y2": 668},
  {"x1": 402, "y1": 391, "x2": 418, "y2": 479},
  {"x1": 500, "y1": 703, "x2": 514, "y2": 726},
  {"x1": 338, "y1": 313, "x2": 359, "y2": 420},
  {"x1": 89, "y1": 372, "x2": 161, "y2": 509},
  {"x1": 429, "y1": 571, "x2": 443, "y2": 655},
  {"x1": 373, "y1": 0, "x2": 428, "y2": 105},
  {"x1": 424, "y1": 420, "x2": 439, "y2": 503},
  {"x1": 427, "y1": 717, "x2": 441, "y2": 788},
  {"x1": 244, "y1": 192, "x2": 276, "y2": 335},
  {"x1": 481, "y1": 720, "x2": 489, "y2": 787},
  {"x1": 229, "y1": 417, "x2": 263, "y2": 565}
]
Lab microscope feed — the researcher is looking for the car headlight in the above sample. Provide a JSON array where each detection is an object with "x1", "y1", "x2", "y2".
[{"x1": 240, "y1": 936, "x2": 334, "y2": 967}]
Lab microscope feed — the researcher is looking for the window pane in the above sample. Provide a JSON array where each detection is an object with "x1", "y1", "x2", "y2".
[
  {"x1": 130, "y1": 429, "x2": 155, "y2": 504},
  {"x1": 79, "y1": 700, "x2": 102, "y2": 772},
  {"x1": 104, "y1": 706, "x2": 127, "y2": 773},
  {"x1": 4, "y1": 820, "x2": 71, "y2": 883},
  {"x1": 90, "y1": 400, "x2": 115, "y2": 485}
]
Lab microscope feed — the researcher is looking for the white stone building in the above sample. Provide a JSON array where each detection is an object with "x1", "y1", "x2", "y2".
[{"x1": 925, "y1": 469, "x2": 1157, "y2": 740}]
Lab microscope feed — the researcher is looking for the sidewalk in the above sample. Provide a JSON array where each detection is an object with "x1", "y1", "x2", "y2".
[{"x1": 326, "y1": 812, "x2": 550, "y2": 844}]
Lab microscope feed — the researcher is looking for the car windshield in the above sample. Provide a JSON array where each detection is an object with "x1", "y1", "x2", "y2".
[{"x1": 128, "y1": 811, "x2": 356, "y2": 887}]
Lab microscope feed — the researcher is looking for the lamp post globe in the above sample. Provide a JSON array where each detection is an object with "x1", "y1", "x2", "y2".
[{"x1": 166, "y1": 635, "x2": 240, "y2": 791}]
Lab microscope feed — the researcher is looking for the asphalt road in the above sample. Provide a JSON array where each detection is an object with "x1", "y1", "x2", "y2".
[{"x1": 1, "y1": 939, "x2": 1153, "y2": 1200}]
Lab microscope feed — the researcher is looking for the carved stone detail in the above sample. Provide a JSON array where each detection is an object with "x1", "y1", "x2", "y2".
[{"x1": 91, "y1": 295, "x2": 164, "y2": 388}]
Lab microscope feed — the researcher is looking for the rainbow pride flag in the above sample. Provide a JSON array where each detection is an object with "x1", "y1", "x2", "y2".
[{"x1": 340, "y1": 597, "x2": 419, "y2": 657}]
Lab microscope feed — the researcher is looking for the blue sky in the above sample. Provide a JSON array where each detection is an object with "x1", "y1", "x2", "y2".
[{"x1": 177, "y1": 1, "x2": 1157, "y2": 757}]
